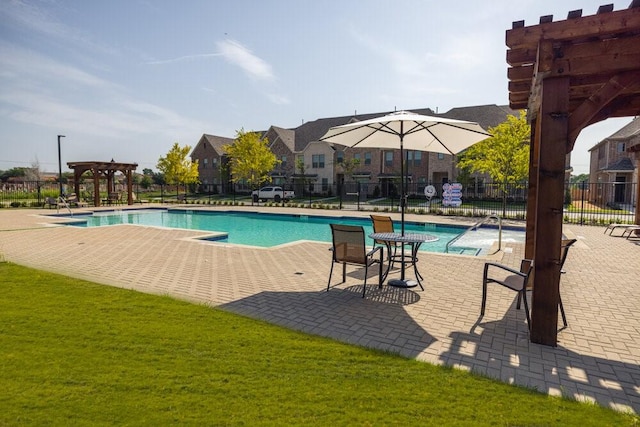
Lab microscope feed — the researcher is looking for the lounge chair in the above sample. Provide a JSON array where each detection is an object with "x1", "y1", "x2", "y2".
[
  {"x1": 327, "y1": 224, "x2": 384, "y2": 298},
  {"x1": 66, "y1": 193, "x2": 87, "y2": 207},
  {"x1": 44, "y1": 197, "x2": 58, "y2": 209},
  {"x1": 604, "y1": 223, "x2": 637, "y2": 236},
  {"x1": 621, "y1": 225, "x2": 640, "y2": 239},
  {"x1": 481, "y1": 238, "x2": 576, "y2": 329}
]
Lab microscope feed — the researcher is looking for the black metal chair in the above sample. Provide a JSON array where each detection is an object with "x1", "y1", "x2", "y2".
[
  {"x1": 482, "y1": 258, "x2": 534, "y2": 327},
  {"x1": 481, "y1": 238, "x2": 577, "y2": 329},
  {"x1": 328, "y1": 224, "x2": 384, "y2": 298}
]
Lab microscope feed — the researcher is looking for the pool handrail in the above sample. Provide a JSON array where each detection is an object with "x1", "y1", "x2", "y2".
[{"x1": 445, "y1": 214, "x2": 502, "y2": 254}]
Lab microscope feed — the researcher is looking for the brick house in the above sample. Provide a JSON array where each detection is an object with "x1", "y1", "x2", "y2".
[
  {"x1": 190, "y1": 134, "x2": 234, "y2": 194},
  {"x1": 588, "y1": 117, "x2": 640, "y2": 208},
  {"x1": 191, "y1": 104, "x2": 518, "y2": 195}
]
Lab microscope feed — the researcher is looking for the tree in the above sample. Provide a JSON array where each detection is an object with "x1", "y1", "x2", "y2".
[
  {"x1": 223, "y1": 129, "x2": 278, "y2": 194},
  {"x1": 457, "y1": 110, "x2": 531, "y2": 216},
  {"x1": 25, "y1": 159, "x2": 42, "y2": 182},
  {"x1": 337, "y1": 157, "x2": 360, "y2": 179},
  {"x1": 156, "y1": 143, "x2": 199, "y2": 194},
  {"x1": 0, "y1": 167, "x2": 27, "y2": 181},
  {"x1": 571, "y1": 173, "x2": 589, "y2": 183}
]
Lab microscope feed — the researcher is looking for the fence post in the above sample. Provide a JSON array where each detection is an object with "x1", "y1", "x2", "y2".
[{"x1": 580, "y1": 181, "x2": 586, "y2": 225}]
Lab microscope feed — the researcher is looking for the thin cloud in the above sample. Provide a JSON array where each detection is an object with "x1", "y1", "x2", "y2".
[
  {"x1": 146, "y1": 53, "x2": 223, "y2": 65},
  {"x1": 216, "y1": 39, "x2": 274, "y2": 81},
  {"x1": 0, "y1": 44, "x2": 208, "y2": 141}
]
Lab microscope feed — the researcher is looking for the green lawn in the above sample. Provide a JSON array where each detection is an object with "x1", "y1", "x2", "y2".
[{"x1": 1, "y1": 262, "x2": 636, "y2": 426}]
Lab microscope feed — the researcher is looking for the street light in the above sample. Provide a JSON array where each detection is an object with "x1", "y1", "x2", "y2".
[{"x1": 57, "y1": 135, "x2": 65, "y2": 198}]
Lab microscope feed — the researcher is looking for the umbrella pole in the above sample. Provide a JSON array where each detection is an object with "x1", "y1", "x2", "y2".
[{"x1": 400, "y1": 130, "x2": 406, "y2": 280}]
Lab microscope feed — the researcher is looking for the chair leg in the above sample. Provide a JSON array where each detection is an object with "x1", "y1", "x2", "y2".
[
  {"x1": 327, "y1": 261, "x2": 335, "y2": 291},
  {"x1": 342, "y1": 262, "x2": 346, "y2": 283},
  {"x1": 480, "y1": 281, "x2": 487, "y2": 316},
  {"x1": 378, "y1": 248, "x2": 384, "y2": 288},
  {"x1": 362, "y1": 264, "x2": 368, "y2": 298},
  {"x1": 559, "y1": 295, "x2": 568, "y2": 328},
  {"x1": 521, "y1": 290, "x2": 531, "y2": 330}
]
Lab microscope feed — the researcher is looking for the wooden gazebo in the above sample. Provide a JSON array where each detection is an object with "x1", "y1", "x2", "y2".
[
  {"x1": 506, "y1": 3, "x2": 640, "y2": 345},
  {"x1": 67, "y1": 161, "x2": 138, "y2": 207}
]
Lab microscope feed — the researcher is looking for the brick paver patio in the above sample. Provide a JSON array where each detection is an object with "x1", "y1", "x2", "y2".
[{"x1": 1, "y1": 206, "x2": 638, "y2": 414}]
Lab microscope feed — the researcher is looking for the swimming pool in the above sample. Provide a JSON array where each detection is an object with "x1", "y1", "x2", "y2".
[{"x1": 64, "y1": 209, "x2": 524, "y2": 255}]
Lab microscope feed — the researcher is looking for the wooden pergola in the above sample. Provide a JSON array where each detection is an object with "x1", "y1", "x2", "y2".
[
  {"x1": 506, "y1": 2, "x2": 640, "y2": 346},
  {"x1": 67, "y1": 161, "x2": 138, "y2": 207}
]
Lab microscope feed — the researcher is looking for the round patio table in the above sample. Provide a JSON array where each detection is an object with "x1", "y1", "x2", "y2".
[{"x1": 369, "y1": 232, "x2": 439, "y2": 289}]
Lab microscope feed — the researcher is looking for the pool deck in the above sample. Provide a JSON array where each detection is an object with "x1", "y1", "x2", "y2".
[{"x1": 1, "y1": 206, "x2": 639, "y2": 414}]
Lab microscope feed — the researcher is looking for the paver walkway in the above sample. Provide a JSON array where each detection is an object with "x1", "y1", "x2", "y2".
[{"x1": 1, "y1": 207, "x2": 638, "y2": 414}]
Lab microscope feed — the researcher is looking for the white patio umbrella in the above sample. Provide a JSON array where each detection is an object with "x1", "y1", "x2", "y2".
[{"x1": 319, "y1": 110, "x2": 492, "y2": 235}]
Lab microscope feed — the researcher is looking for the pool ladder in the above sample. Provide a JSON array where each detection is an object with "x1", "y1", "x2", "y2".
[
  {"x1": 56, "y1": 196, "x2": 73, "y2": 217},
  {"x1": 445, "y1": 214, "x2": 502, "y2": 254}
]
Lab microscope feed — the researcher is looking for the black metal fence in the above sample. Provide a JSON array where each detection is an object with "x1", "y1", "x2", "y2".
[{"x1": 1, "y1": 180, "x2": 637, "y2": 226}]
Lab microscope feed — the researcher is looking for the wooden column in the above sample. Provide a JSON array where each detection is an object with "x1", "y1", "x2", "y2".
[
  {"x1": 126, "y1": 170, "x2": 134, "y2": 205},
  {"x1": 93, "y1": 168, "x2": 101, "y2": 207},
  {"x1": 635, "y1": 152, "x2": 640, "y2": 225},
  {"x1": 525, "y1": 117, "x2": 539, "y2": 259},
  {"x1": 530, "y1": 76, "x2": 570, "y2": 346}
]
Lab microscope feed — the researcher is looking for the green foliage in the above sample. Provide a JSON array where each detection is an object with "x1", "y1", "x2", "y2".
[
  {"x1": 1, "y1": 263, "x2": 635, "y2": 425},
  {"x1": 0, "y1": 167, "x2": 28, "y2": 181},
  {"x1": 139, "y1": 174, "x2": 152, "y2": 189},
  {"x1": 156, "y1": 142, "x2": 199, "y2": 189},
  {"x1": 571, "y1": 173, "x2": 590, "y2": 183},
  {"x1": 224, "y1": 129, "x2": 278, "y2": 189},
  {"x1": 337, "y1": 157, "x2": 360, "y2": 178},
  {"x1": 457, "y1": 111, "x2": 531, "y2": 216},
  {"x1": 458, "y1": 110, "x2": 530, "y2": 186}
]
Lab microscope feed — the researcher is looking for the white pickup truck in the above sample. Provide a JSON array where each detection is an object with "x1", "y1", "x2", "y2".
[{"x1": 251, "y1": 186, "x2": 295, "y2": 203}]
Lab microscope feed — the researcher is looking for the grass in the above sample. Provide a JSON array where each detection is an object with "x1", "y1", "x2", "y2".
[{"x1": 1, "y1": 262, "x2": 637, "y2": 426}]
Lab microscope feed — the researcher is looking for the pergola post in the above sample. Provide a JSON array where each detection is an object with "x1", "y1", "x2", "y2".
[
  {"x1": 530, "y1": 77, "x2": 570, "y2": 346},
  {"x1": 525, "y1": 117, "x2": 538, "y2": 260}
]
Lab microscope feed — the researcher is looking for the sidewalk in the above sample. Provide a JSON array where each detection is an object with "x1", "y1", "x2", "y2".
[{"x1": 0, "y1": 207, "x2": 638, "y2": 414}]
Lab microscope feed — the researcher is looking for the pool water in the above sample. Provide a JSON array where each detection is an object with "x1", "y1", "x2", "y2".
[{"x1": 67, "y1": 209, "x2": 524, "y2": 255}]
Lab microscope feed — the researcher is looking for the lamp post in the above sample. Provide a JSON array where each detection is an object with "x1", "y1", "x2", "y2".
[{"x1": 57, "y1": 135, "x2": 65, "y2": 198}]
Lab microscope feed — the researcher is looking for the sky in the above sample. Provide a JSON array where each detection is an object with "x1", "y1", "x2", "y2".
[{"x1": 0, "y1": 0, "x2": 635, "y2": 175}]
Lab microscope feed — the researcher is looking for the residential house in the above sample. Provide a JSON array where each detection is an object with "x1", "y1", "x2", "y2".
[
  {"x1": 191, "y1": 134, "x2": 234, "y2": 194},
  {"x1": 262, "y1": 126, "x2": 295, "y2": 187},
  {"x1": 588, "y1": 116, "x2": 640, "y2": 208},
  {"x1": 191, "y1": 104, "x2": 519, "y2": 196}
]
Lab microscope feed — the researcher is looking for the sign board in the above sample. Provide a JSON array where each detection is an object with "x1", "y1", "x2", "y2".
[
  {"x1": 442, "y1": 182, "x2": 463, "y2": 207},
  {"x1": 424, "y1": 185, "x2": 436, "y2": 198}
]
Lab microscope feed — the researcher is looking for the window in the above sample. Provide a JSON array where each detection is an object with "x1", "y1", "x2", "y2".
[
  {"x1": 281, "y1": 155, "x2": 287, "y2": 168},
  {"x1": 413, "y1": 151, "x2": 422, "y2": 166},
  {"x1": 617, "y1": 142, "x2": 626, "y2": 153},
  {"x1": 364, "y1": 152, "x2": 372, "y2": 165},
  {"x1": 336, "y1": 151, "x2": 344, "y2": 164},
  {"x1": 312, "y1": 154, "x2": 325, "y2": 168},
  {"x1": 385, "y1": 151, "x2": 393, "y2": 167},
  {"x1": 203, "y1": 158, "x2": 208, "y2": 169},
  {"x1": 354, "y1": 153, "x2": 361, "y2": 162},
  {"x1": 322, "y1": 178, "x2": 328, "y2": 191},
  {"x1": 437, "y1": 153, "x2": 445, "y2": 160},
  {"x1": 212, "y1": 157, "x2": 218, "y2": 166}
]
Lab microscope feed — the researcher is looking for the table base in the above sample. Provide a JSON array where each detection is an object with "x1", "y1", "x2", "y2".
[{"x1": 388, "y1": 279, "x2": 419, "y2": 288}]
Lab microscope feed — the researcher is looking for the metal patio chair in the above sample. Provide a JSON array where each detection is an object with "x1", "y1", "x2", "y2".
[{"x1": 327, "y1": 224, "x2": 384, "y2": 298}]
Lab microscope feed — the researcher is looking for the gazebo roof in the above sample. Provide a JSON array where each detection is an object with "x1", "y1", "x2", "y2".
[
  {"x1": 507, "y1": 3, "x2": 640, "y2": 148},
  {"x1": 67, "y1": 161, "x2": 138, "y2": 173}
]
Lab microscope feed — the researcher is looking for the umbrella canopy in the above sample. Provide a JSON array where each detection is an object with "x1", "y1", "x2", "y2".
[{"x1": 319, "y1": 110, "x2": 491, "y2": 234}]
